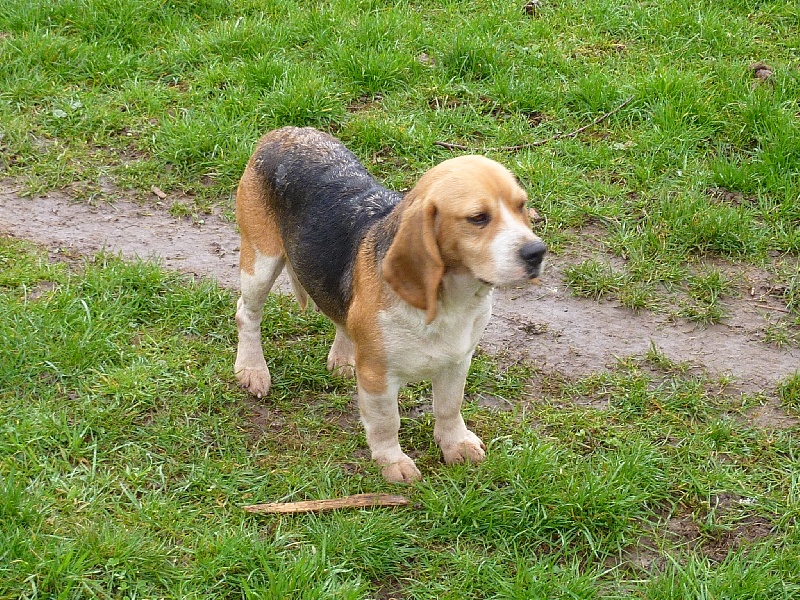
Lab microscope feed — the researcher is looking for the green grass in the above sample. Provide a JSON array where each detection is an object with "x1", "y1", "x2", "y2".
[
  {"x1": 778, "y1": 372, "x2": 800, "y2": 414},
  {"x1": 2, "y1": 238, "x2": 800, "y2": 598},
  {"x1": 2, "y1": 0, "x2": 800, "y2": 596},
  {"x1": 3, "y1": 0, "x2": 796, "y2": 324}
]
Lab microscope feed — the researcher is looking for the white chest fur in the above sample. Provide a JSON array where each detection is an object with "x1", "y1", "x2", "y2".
[{"x1": 379, "y1": 274, "x2": 493, "y2": 384}]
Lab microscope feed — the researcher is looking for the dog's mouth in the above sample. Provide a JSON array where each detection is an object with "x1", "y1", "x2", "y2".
[
  {"x1": 482, "y1": 274, "x2": 541, "y2": 289},
  {"x1": 526, "y1": 266, "x2": 543, "y2": 281},
  {"x1": 472, "y1": 262, "x2": 543, "y2": 288}
]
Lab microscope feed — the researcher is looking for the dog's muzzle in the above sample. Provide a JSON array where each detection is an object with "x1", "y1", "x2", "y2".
[{"x1": 519, "y1": 240, "x2": 547, "y2": 278}]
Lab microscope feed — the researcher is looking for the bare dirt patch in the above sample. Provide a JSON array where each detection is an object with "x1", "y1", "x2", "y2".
[
  {"x1": 1, "y1": 179, "x2": 798, "y2": 400},
  {"x1": 612, "y1": 492, "x2": 777, "y2": 573}
]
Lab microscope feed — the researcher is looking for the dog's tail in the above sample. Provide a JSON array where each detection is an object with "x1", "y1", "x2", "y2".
[{"x1": 285, "y1": 263, "x2": 315, "y2": 311}]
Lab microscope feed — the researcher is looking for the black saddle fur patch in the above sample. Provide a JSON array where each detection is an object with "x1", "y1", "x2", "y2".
[{"x1": 251, "y1": 127, "x2": 403, "y2": 324}]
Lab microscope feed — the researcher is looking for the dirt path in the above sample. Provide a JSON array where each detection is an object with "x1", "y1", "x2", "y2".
[{"x1": 1, "y1": 180, "x2": 797, "y2": 399}]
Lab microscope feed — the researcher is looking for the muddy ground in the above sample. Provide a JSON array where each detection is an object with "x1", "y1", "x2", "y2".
[{"x1": 1, "y1": 179, "x2": 797, "y2": 422}]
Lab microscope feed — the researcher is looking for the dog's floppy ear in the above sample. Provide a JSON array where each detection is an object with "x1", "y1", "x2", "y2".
[{"x1": 383, "y1": 200, "x2": 443, "y2": 324}]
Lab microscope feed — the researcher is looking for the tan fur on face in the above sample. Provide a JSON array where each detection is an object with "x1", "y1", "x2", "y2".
[
  {"x1": 431, "y1": 156, "x2": 530, "y2": 268},
  {"x1": 382, "y1": 155, "x2": 533, "y2": 322}
]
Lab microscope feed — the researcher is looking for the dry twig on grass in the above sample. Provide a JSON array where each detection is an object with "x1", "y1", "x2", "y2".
[
  {"x1": 242, "y1": 493, "x2": 410, "y2": 515},
  {"x1": 434, "y1": 95, "x2": 636, "y2": 153}
]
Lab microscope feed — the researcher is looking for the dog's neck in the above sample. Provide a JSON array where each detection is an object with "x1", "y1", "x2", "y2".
[{"x1": 440, "y1": 270, "x2": 493, "y2": 303}]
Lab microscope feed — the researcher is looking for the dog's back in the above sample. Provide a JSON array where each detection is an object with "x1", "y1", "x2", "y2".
[{"x1": 245, "y1": 127, "x2": 401, "y2": 323}]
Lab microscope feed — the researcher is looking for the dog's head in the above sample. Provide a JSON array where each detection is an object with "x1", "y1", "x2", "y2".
[{"x1": 384, "y1": 155, "x2": 546, "y2": 323}]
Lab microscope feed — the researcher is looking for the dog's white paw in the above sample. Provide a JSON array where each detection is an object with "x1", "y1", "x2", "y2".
[
  {"x1": 326, "y1": 355, "x2": 355, "y2": 379},
  {"x1": 380, "y1": 458, "x2": 422, "y2": 483},
  {"x1": 439, "y1": 430, "x2": 486, "y2": 465},
  {"x1": 327, "y1": 328, "x2": 356, "y2": 379},
  {"x1": 236, "y1": 367, "x2": 271, "y2": 398}
]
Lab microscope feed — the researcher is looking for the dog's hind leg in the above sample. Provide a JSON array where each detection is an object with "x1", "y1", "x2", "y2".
[
  {"x1": 326, "y1": 325, "x2": 355, "y2": 378},
  {"x1": 235, "y1": 251, "x2": 283, "y2": 398},
  {"x1": 285, "y1": 262, "x2": 315, "y2": 312},
  {"x1": 235, "y1": 165, "x2": 289, "y2": 398}
]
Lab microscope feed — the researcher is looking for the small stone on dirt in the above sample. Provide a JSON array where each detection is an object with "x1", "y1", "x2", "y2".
[{"x1": 151, "y1": 185, "x2": 168, "y2": 200}]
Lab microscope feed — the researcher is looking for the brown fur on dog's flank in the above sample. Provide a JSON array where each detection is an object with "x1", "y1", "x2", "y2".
[{"x1": 236, "y1": 164, "x2": 283, "y2": 276}]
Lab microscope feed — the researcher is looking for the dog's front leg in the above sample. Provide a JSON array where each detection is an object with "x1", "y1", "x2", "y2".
[
  {"x1": 433, "y1": 356, "x2": 486, "y2": 465},
  {"x1": 357, "y1": 380, "x2": 422, "y2": 483}
]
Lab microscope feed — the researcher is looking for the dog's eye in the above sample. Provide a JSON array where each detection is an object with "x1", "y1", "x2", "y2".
[{"x1": 467, "y1": 212, "x2": 491, "y2": 227}]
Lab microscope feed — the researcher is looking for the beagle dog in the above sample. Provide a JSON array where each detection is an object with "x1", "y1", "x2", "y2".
[{"x1": 234, "y1": 127, "x2": 546, "y2": 482}]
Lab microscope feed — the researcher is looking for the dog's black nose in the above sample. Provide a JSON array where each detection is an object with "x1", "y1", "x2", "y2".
[{"x1": 519, "y1": 241, "x2": 547, "y2": 267}]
